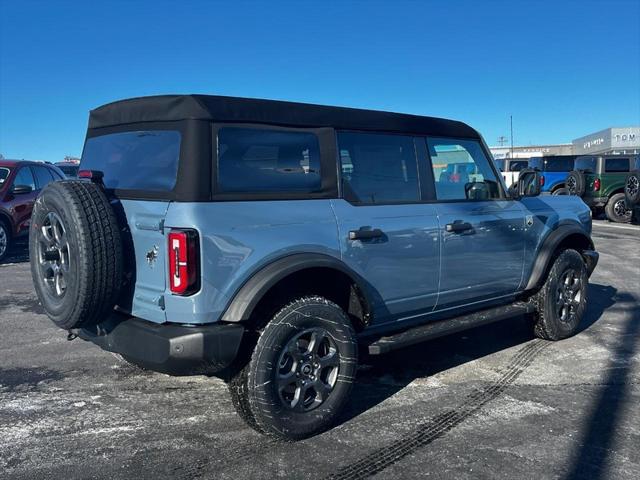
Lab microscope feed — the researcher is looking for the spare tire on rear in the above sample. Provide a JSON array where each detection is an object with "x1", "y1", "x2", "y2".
[
  {"x1": 30, "y1": 180, "x2": 123, "y2": 330},
  {"x1": 625, "y1": 170, "x2": 640, "y2": 207},
  {"x1": 566, "y1": 170, "x2": 586, "y2": 196}
]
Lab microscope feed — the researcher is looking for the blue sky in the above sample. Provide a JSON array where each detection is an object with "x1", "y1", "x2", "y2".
[{"x1": 1, "y1": 0, "x2": 639, "y2": 161}]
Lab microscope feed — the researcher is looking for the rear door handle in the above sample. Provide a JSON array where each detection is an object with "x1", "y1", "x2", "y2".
[
  {"x1": 445, "y1": 221, "x2": 473, "y2": 233},
  {"x1": 349, "y1": 227, "x2": 384, "y2": 240}
]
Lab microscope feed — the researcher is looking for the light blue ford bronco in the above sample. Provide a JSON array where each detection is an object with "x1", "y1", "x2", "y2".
[{"x1": 30, "y1": 95, "x2": 598, "y2": 440}]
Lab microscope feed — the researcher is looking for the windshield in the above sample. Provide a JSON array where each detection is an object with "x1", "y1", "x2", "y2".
[
  {"x1": 81, "y1": 130, "x2": 181, "y2": 191},
  {"x1": 58, "y1": 165, "x2": 79, "y2": 177},
  {"x1": 575, "y1": 156, "x2": 597, "y2": 173},
  {"x1": 0, "y1": 167, "x2": 10, "y2": 188}
]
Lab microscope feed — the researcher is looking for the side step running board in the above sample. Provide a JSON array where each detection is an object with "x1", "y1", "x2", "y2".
[{"x1": 366, "y1": 302, "x2": 535, "y2": 355}]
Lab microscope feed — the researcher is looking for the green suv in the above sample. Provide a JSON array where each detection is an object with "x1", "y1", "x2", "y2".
[{"x1": 567, "y1": 155, "x2": 639, "y2": 223}]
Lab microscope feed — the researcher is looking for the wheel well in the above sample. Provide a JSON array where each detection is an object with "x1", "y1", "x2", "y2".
[
  {"x1": 246, "y1": 267, "x2": 370, "y2": 333},
  {"x1": 0, "y1": 213, "x2": 12, "y2": 237},
  {"x1": 555, "y1": 232, "x2": 593, "y2": 255},
  {"x1": 550, "y1": 183, "x2": 565, "y2": 192}
]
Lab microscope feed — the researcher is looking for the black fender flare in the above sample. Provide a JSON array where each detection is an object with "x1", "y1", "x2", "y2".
[
  {"x1": 221, "y1": 253, "x2": 373, "y2": 323},
  {"x1": 524, "y1": 224, "x2": 596, "y2": 291}
]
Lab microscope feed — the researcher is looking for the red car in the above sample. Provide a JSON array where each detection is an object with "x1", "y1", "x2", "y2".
[{"x1": 0, "y1": 160, "x2": 65, "y2": 261}]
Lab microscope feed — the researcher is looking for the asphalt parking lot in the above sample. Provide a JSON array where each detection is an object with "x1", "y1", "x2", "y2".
[{"x1": 0, "y1": 220, "x2": 638, "y2": 480}]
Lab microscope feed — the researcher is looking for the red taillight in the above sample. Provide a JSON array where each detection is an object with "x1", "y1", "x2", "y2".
[
  {"x1": 540, "y1": 175, "x2": 545, "y2": 186},
  {"x1": 168, "y1": 230, "x2": 199, "y2": 295},
  {"x1": 593, "y1": 178, "x2": 601, "y2": 191}
]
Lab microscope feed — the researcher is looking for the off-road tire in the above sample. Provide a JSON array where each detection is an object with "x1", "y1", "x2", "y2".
[
  {"x1": 0, "y1": 218, "x2": 11, "y2": 262},
  {"x1": 532, "y1": 249, "x2": 588, "y2": 341},
  {"x1": 552, "y1": 187, "x2": 569, "y2": 196},
  {"x1": 566, "y1": 171, "x2": 586, "y2": 196},
  {"x1": 230, "y1": 296, "x2": 358, "y2": 440},
  {"x1": 605, "y1": 192, "x2": 632, "y2": 223},
  {"x1": 624, "y1": 170, "x2": 640, "y2": 207},
  {"x1": 30, "y1": 180, "x2": 123, "y2": 330}
]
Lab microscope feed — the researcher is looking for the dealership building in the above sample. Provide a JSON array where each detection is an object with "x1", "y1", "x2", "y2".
[{"x1": 490, "y1": 126, "x2": 639, "y2": 158}]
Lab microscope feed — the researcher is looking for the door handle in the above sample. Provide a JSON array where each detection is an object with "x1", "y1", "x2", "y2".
[
  {"x1": 445, "y1": 221, "x2": 473, "y2": 233},
  {"x1": 349, "y1": 227, "x2": 384, "y2": 240}
]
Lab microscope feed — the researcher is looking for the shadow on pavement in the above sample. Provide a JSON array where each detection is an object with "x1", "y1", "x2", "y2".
[
  {"x1": 340, "y1": 283, "x2": 616, "y2": 430},
  {"x1": 0, "y1": 237, "x2": 29, "y2": 265},
  {"x1": 565, "y1": 291, "x2": 639, "y2": 480}
]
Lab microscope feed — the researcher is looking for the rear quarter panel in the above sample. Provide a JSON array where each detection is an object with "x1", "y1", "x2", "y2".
[{"x1": 163, "y1": 200, "x2": 340, "y2": 324}]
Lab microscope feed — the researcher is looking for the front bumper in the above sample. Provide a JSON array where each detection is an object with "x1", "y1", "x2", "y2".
[{"x1": 79, "y1": 313, "x2": 244, "y2": 376}]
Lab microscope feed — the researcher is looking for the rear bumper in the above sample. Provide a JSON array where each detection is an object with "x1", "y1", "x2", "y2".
[
  {"x1": 581, "y1": 195, "x2": 608, "y2": 208},
  {"x1": 79, "y1": 313, "x2": 244, "y2": 376}
]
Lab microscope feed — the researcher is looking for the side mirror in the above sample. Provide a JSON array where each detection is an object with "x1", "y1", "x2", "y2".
[
  {"x1": 11, "y1": 184, "x2": 33, "y2": 195},
  {"x1": 465, "y1": 181, "x2": 490, "y2": 200},
  {"x1": 510, "y1": 169, "x2": 541, "y2": 198}
]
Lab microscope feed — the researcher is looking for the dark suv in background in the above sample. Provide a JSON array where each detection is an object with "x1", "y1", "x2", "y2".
[
  {"x1": 567, "y1": 155, "x2": 639, "y2": 222},
  {"x1": 0, "y1": 160, "x2": 65, "y2": 261}
]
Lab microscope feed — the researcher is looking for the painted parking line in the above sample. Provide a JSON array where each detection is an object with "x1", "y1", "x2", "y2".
[{"x1": 592, "y1": 222, "x2": 640, "y2": 232}]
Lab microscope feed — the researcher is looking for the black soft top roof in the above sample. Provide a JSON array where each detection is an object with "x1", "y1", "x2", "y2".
[{"x1": 88, "y1": 94, "x2": 480, "y2": 138}]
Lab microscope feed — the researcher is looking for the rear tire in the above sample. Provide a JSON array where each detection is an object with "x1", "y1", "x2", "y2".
[
  {"x1": 0, "y1": 219, "x2": 11, "y2": 262},
  {"x1": 605, "y1": 192, "x2": 632, "y2": 223},
  {"x1": 532, "y1": 249, "x2": 588, "y2": 341},
  {"x1": 553, "y1": 187, "x2": 569, "y2": 196},
  {"x1": 625, "y1": 170, "x2": 640, "y2": 207},
  {"x1": 29, "y1": 181, "x2": 123, "y2": 330},
  {"x1": 230, "y1": 296, "x2": 358, "y2": 440}
]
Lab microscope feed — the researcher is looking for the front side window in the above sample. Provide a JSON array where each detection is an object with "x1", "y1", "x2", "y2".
[
  {"x1": 605, "y1": 158, "x2": 629, "y2": 173},
  {"x1": 217, "y1": 128, "x2": 321, "y2": 193},
  {"x1": 81, "y1": 130, "x2": 181, "y2": 191},
  {"x1": 337, "y1": 132, "x2": 419, "y2": 204},
  {"x1": 13, "y1": 167, "x2": 36, "y2": 190},
  {"x1": 428, "y1": 137, "x2": 501, "y2": 201}
]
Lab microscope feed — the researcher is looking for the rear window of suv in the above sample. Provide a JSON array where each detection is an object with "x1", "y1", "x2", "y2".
[
  {"x1": 605, "y1": 158, "x2": 629, "y2": 172},
  {"x1": 81, "y1": 130, "x2": 181, "y2": 191}
]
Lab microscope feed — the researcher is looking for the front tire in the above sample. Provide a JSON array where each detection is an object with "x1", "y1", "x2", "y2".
[
  {"x1": 0, "y1": 220, "x2": 11, "y2": 262},
  {"x1": 230, "y1": 296, "x2": 358, "y2": 440},
  {"x1": 532, "y1": 249, "x2": 588, "y2": 341},
  {"x1": 605, "y1": 192, "x2": 632, "y2": 223}
]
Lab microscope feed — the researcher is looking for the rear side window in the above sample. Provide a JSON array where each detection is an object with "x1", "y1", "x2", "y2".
[
  {"x1": 217, "y1": 128, "x2": 321, "y2": 193},
  {"x1": 0, "y1": 167, "x2": 9, "y2": 187},
  {"x1": 543, "y1": 157, "x2": 574, "y2": 172},
  {"x1": 33, "y1": 166, "x2": 55, "y2": 189},
  {"x1": 81, "y1": 131, "x2": 181, "y2": 191},
  {"x1": 13, "y1": 167, "x2": 36, "y2": 190},
  {"x1": 337, "y1": 132, "x2": 419, "y2": 204},
  {"x1": 427, "y1": 137, "x2": 501, "y2": 201},
  {"x1": 605, "y1": 158, "x2": 629, "y2": 173}
]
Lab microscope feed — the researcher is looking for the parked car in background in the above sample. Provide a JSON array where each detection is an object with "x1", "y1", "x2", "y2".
[
  {"x1": 528, "y1": 155, "x2": 577, "y2": 195},
  {"x1": 30, "y1": 94, "x2": 598, "y2": 440},
  {"x1": 624, "y1": 157, "x2": 640, "y2": 224},
  {"x1": 55, "y1": 161, "x2": 80, "y2": 178},
  {"x1": 567, "y1": 155, "x2": 639, "y2": 223},
  {"x1": 493, "y1": 157, "x2": 530, "y2": 188},
  {"x1": 0, "y1": 160, "x2": 65, "y2": 261}
]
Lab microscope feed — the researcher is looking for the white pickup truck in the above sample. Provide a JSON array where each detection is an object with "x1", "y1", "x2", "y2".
[{"x1": 493, "y1": 158, "x2": 529, "y2": 188}]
